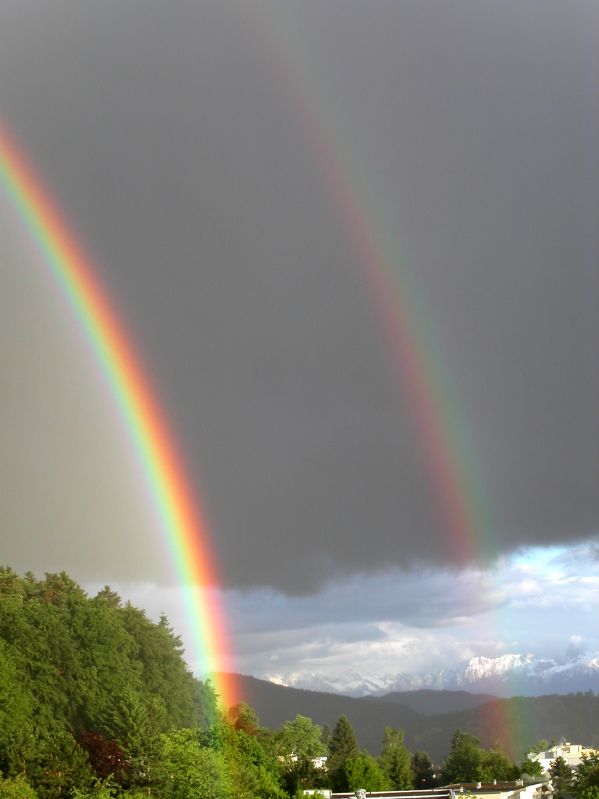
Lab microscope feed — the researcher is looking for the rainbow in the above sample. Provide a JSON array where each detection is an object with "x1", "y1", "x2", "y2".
[
  {"x1": 0, "y1": 125, "x2": 237, "y2": 709},
  {"x1": 247, "y1": 0, "x2": 492, "y2": 566},
  {"x1": 246, "y1": 1, "x2": 513, "y2": 751}
]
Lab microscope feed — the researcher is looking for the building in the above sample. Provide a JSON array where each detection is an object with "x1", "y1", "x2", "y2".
[
  {"x1": 323, "y1": 788, "x2": 453, "y2": 799},
  {"x1": 303, "y1": 781, "x2": 550, "y2": 799},
  {"x1": 444, "y1": 782, "x2": 551, "y2": 799},
  {"x1": 528, "y1": 743, "x2": 598, "y2": 772},
  {"x1": 282, "y1": 753, "x2": 328, "y2": 770}
]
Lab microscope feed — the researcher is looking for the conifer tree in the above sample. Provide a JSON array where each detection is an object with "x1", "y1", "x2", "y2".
[
  {"x1": 328, "y1": 715, "x2": 359, "y2": 791},
  {"x1": 550, "y1": 756, "x2": 574, "y2": 799},
  {"x1": 380, "y1": 727, "x2": 413, "y2": 789}
]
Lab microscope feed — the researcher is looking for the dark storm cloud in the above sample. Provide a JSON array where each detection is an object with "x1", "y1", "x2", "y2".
[
  {"x1": 1, "y1": 1, "x2": 597, "y2": 592},
  {"x1": 221, "y1": 567, "x2": 504, "y2": 638}
]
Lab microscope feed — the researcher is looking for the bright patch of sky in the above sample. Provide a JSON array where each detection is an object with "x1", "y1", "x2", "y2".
[{"x1": 90, "y1": 538, "x2": 599, "y2": 685}]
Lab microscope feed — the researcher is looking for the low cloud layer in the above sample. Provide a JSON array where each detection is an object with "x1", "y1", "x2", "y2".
[
  {"x1": 93, "y1": 541, "x2": 599, "y2": 681},
  {"x1": 225, "y1": 541, "x2": 599, "y2": 680},
  {"x1": 0, "y1": 1, "x2": 597, "y2": 594}
]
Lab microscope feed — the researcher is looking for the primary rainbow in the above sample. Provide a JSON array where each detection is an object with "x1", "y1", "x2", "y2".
[{"x1": 0, "y1": 125, "x2": 237, "y2": 709}]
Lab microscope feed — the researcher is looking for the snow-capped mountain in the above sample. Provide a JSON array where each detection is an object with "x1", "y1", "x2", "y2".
[
  {"x1": 264, "y1": 669, "x2": 392, "y2": 697},
  {"x1": 264, "y1": 651, "x2": 599, "y2": 698},
  {"x1": 462, "y1": 653, "x2": 535, "y2": 682}
]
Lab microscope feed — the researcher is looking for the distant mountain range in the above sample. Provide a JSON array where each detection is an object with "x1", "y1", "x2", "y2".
[
  {"x1": 222, "y1": 673, "x2": 599, "y2": 762},
  {"x1": 263, "y1": 651, "x2": 599, "y2": 697}
]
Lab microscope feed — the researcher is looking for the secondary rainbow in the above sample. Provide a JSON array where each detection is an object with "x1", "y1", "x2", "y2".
[
  {"x1": 247, "y1": 1, "x2": 513, "y2": 750},
  {"x1": 246, "y1": 0, "x2": 492, "y2": 563},
  {"x1": 0, "y1": 125, "x2": 237, "y2": 708}
]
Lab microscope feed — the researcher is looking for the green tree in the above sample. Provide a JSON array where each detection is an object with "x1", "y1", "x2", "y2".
[
  {"x1": 278, "y1": 715, "x2": 326, "y2": 761},
  {"x1": 520, "y1": 758, "x2": 544, "y2": 781},
  {"x1": 380, "y1": 727, "x2": 413, "y2": 789},
  {"x1": 102, "y1": 687, "x2": 149, "y2": 754},
  {"x1": 328, "y1": 715, "x2": 359, "y2": 791},
  {"x1": 275, "y1": 715, "x2": 327, "y2": 794},
  {"x1": 412, "y1": 751, "x2": 436, "y2": 788},
  {"x1": 346, "y1": 752, "x2": 390, "y2": 791},
  {"x1": 224, "y1": 728, "x2": 287, "y2": 799},
  {"x1": 155, "y1": 728, "x2": 230, "y2": 799},
  {"x1": 573, "y1": 754, "x2": 599, "y2": 798},
  {"x1": 100, "y1": 687, "x2": 163, "y2": 792},
  {"x1": 29, "y1": 732, "x2": 93, "y2": 799},
  {"x1": 529, "y1": 740, "x2": 552, "y2": 755},
  {"x1": 0, "y1": 568, "x2": 27, "y2": 598},
  {"x1": 443, "y1": 730, "x2": 484, "y2": 783},
  {"x1": 71, "y1": 778, "x2": 116, "y2": 799},
  {"x1": 481, "y1": 747, "x2": 519, "y2": 781},
  {"x1": 120, "y1": 604, "x2": 216, "y2": 730},
  {"x1": 550, "y1": 756, "x2": 574, "y2": 799},
  {"x1": 207, "y1": 719, "x2": 287, "y2": 799},
  {"x1": 0, "y1": 641, "x2": 36, "y2": 775},
  {"x1": 0, "y1": 774, "x2": 38, "y2": 799}
]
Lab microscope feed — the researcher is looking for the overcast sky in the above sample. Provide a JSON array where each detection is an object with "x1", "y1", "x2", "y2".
[{"x1": 1, "y1": 0, "x2": 598, "y2": 683}]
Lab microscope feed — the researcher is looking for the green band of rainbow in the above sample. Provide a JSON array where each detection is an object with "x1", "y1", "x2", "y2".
[{"x1": 0, "y1": 125, "x2": 237, "y2": 708}]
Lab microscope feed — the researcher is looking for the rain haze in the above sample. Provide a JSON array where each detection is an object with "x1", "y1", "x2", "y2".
[{"x1": 1, "y1": 0, "x2": 598, "y2": 686}]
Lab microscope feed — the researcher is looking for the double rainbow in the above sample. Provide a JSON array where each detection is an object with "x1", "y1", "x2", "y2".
[{"x1": 0, "y1": 126, "x2": 237, "y2": 708}]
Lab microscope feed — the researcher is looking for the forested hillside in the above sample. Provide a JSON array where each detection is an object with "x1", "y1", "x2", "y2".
[
  {"x1": 0, "y1": 568, "x2": 285, "y2": 799},
  {"x1": 375, "y1": 690, "x2": 498, "y2": 715},
  {"x1": 0, "y1": 569, "x2": 216, "y2": 737},
  {"x1": 227, "y1": 673, "x2": 599, "y2": 760}
]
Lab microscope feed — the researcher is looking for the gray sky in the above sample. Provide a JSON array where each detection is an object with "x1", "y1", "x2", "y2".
[{"x1": 1, "y1": 0, "x2": 598, "y2": 678}]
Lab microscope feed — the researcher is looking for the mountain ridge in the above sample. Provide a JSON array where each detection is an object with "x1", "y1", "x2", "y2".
[{"x1": 261, "y1": 650, "x2": 599, "y2": 697}]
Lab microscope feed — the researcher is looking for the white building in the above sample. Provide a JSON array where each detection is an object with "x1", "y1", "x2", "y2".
[
  {"x1": 528, "y1": 743, "x2": 598, "y2": 771},
  {"x1": 281, "y1": 753, "x2": 328, "y2": 769},
  {"x1": 326, "y1": 789, "x2": 452, "y2": 799},
  {"x1": 445, "y1": 781, "x2": 550, "y2": 799}
]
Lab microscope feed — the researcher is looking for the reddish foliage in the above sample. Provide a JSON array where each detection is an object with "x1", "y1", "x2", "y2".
[{"x1": 78, "y1": 730, "x2": 130, "y2": 783}]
